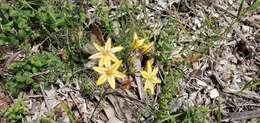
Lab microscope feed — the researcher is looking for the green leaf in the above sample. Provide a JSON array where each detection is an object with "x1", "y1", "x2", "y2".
[
  {"x1": 3, "y1": 21, "x2": 13, "y2": 32},
  {"x1": 60, "y1": 100, "x2": 76, "y2": 123},
  {"x1": 16, "y1": 17, "x2": 28, "y2": 29}
]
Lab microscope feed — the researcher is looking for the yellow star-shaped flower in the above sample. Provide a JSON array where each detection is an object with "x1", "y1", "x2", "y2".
[
  {"x1": 132, "y1": 32, "x2": 144, "y2": 49},
  {"x1": 93, "y1": 60, "x2": 125, "y2": 89},
  {"x1": 141, "y1": 59, "x2": 161, "y2": 95},
  {"x1": 89, "y1": 38, "x2": 123, "y2": 67}
]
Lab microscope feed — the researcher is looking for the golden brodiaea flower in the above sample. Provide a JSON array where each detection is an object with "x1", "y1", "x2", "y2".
[
  {"x1": 141, "y1": 59, "x2": 161, "y2": 95},
  {"x1": 89, "y1": 38, "x2": 123, "y2": 67},
  {"x1": 93, "y1": 60, "x2": 125, "y2": 89},
  {"x1": 132, "y1": 32, "x2": 144, "y2": 49}
]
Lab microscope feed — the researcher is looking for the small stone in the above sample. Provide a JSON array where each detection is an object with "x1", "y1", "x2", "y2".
[
  {"x1": 196, "y1": 79, "x2": 207, "y2": 87},
  {"x1": 209, "y1": 89, "x2": 219, "y2": 99}
]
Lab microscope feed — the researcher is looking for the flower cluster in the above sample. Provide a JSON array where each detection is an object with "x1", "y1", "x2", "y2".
[
  {"x1": 89, "y1": 38, "x2": 125, "y2": 89},
  {"x1": 89, "y1": 33, "x2": 160, "y2": 95},
  {"x1": 131, "y1": 33, "x2": 161, "y2": 94}
]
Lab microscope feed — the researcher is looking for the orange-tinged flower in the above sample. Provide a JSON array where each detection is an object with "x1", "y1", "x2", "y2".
[
  {"x1": 141, "y1": 59, "x2": 161, "y2": 95},
  {"x1": 142, "y1": 42, "x2": 154, "y2": 54},
  {"x1": 93, "y1": 60, "x2": 125, "y2": 89},
  {"x1": 89, "y1": 38, "x2": 123, "y2": 67},
  {"x1": 132, "y1": 32, "x2": 144, "y2": 49}
]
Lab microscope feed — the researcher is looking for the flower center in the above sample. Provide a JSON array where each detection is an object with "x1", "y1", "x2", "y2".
[
  {"x1": 102, "y1": 50, "x2": 110, "y2": 56},
  {"x1": 106, "y1": 68, "x2": 113, "y2": 76}
]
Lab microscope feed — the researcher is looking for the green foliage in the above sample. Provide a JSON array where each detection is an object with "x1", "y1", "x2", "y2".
[
  {"x1": 4, "y1": 52, "x2": 63, "y2": 96},
  {"x1": 179, "y1": 106, "x2": 209, "y2": 123},
  {"x1": 2, "y1": 98, "x2": 27, "y2": 123},
  {"x1": 241, "y1": 79, "x2": 260, "y2": 91},
  {"x1": 155, "y1": 69, "x2": 181, "y2": 122},
  {"x1": 83, "y1": 81, "x2": 95, "y2": 101},
  {"x1": 0, "y1": 0, "x2": 87, "y2": 47},
  {"x1": 36, "y1": 112, "x2": 56, "y2": 123}
]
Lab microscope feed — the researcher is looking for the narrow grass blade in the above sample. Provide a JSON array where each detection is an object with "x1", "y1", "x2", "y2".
[
  {"x1": 237, "y1": 0, "x2": 245, "y2": 19},
  {"x1": 60, "y1": 100, "x2": 76, "y2": 123}
]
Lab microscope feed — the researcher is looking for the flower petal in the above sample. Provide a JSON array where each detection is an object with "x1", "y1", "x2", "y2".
[
  {"x1": 89, "y1": 53, "x2": 102, "y2": 59},
  {"x1": 146, "y1": 59, "x2": 153, "y2": 73},
  {"x1": 105, "y1": 38, "x2": 112, "y2": 50},
  {"x1": 154, "y1": 78, "x2": 161, "y2": 83},
  {"x1": 93, "y1": 67, "x2": 106, "y2": 73},
  {"x1": 93, "y1": 42, "x2": 104, "y2": 51},
  {"x1": 99, "y1": 58, "x2": 104, "y2": 66},
  {"x1": 108, "y1": 76, "x2": 116, "y2": 89},
  {"x1": 141, "y1": 71, "x2": 149, "y2": 79},
  {"x1": 144, "y1": 80, "x2": 149, "y2": 90},
  {"x1": 138, "y1": 39, "x2": 145, "y2": 47},
  {"x1": 152, "y1": 67, "x2": 159, "y2": 75},
  {"x1": 96, "y1": 75, "x2": 107, "y2": 85},
  {"x1": 144, "y1": 80, "x2": 154, "y2": 95},
  {"x1": 149, "y1": 82, "x2": 155, "y2": 95},
  {"x1": 109, "y1": 53, "x2": 119, "y2": 62},
  {"x1": 104, "y1": 57, "x2": 111, "y2": 67},
  {"x1": 110, "y1": 60, "x2": 122, "y2": 72},
  {"x1": 132, "y1": 32, "x2": 139, "y2": 49},
  {"x1": 111, "y1": 46, "x2": 123, "y2": 53},
  {"x1": 114, "y1": 71, "x2": 125, "y2": 78}
]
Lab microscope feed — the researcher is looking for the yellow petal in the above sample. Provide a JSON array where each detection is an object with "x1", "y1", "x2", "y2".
[
  {"x1": 89, "y1": 53, "x2": 102, "y2": 59},
  {"x1": 146, "y1": 60, "x2": 153, "y2": 73},
  {"x1": 154, "y1": 78, "x2": 161, "y2": 83},
  {"x1": 104, "y1": 57, "x2": 111, "y2": 67},
  {"x1": 149, "y1": 83, "x2": 155, "y2": 95},
  {"x1": 144, "y1": 80, "x2": 149, "y2": 90},
  {"x1": 109, "y1": 53, "x2": 119, "y2": 62},
  {"x1": 99, "y1": 58, "x2": 104, "y2": 66},
  {"x1": 138, "y1": 39, "x2": 145, "y2": 47},
  {"x1": 110, "y1": 60, "x2": 122, "y2": 72},
  {"x1": 114, "y1": 71, "x2": 125, "y2": 78},
  {"x1": 132, "y1": 32, "x2": 139, "y2": 49},
  {"x1": 111, "y1": 46, "x2": 123, "y2": 53},
  {"x1": 108, "y1": 76, "x2": 116, "y2": 89},
  {"x1": 96, "y1": 75, "x2": 107, "y2": 85},
  {"x1": 141, "y1": 71, "x2": 149, "y2": 79},
  {"x1": 93, "y1": 67, "x2": 106, "y2": 74},
  {"x1": 105, "y1": 38, "x2": 112, "y2": 50},
  {"x1": 93, "y1": 42, "x2": 104, "y2": 51},
  {"x1": 144, "y1": 80, "x2": 154, "y2": 95},
  {"x1": 152, "y1": 67, "x2": 159, "y2": 75}
]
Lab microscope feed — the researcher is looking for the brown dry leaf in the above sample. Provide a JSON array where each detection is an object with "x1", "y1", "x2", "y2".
[
  {"x1": 81, "y1": 23, "x2": 105, "y2": 55},
  {"x1": 103, "y1": 104, "x2": 123, "y2": 123},
  {"x1": 90, "y1": 23, "x2": 105, "y2": 45},
  {"x1": 4, "y1": 51, "x2": 21, "y2": 68},
  {"x1": 59, "y1": 48, "x2": 69, "y2": 62},
  {"x1": 107, "y1": 95, "x2": 126, "y2": 121},
  {"x1": 120, "y1": 76, "x2": 133, "y2": 90},
  {"x1": 0, "y1": 92, "x2": 11, "y2": 113},
  {"x1": 185, "y1": 52, "x2": 203, "y2": 64}
]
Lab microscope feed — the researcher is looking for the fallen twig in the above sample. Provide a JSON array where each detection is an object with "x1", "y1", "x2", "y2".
[{"x1": 40, "y1": 82, "x2": 50, "y2": 111}]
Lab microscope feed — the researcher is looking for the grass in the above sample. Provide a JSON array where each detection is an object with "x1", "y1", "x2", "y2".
[{"x1": 1, "y1": 0, "x2": 257, "y2": 122}]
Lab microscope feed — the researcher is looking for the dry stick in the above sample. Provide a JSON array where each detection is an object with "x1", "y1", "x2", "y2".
[
  {"x1": 68, "y1": 92, "x2": 84, "y2": 122},
  {"x1": 211, "y1": 72, "x2": 260, "y2": 102},
  {"x1": 90, "y1": 88, "x2": 107, "y2": 120},
  {"x1": 135, "y1": 57, "x2": 145, "y2": 100},
  {"x1": 40, "y1": 82, "x2": 50, "y2": 111},
  {"x1": 228, "y1": 109, "x2": 260, "y2": 121}
]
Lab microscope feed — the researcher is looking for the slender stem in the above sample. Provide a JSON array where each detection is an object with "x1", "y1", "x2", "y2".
[{"x1": 90, "y1": 88, "x2": 107, "y2": 119}]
